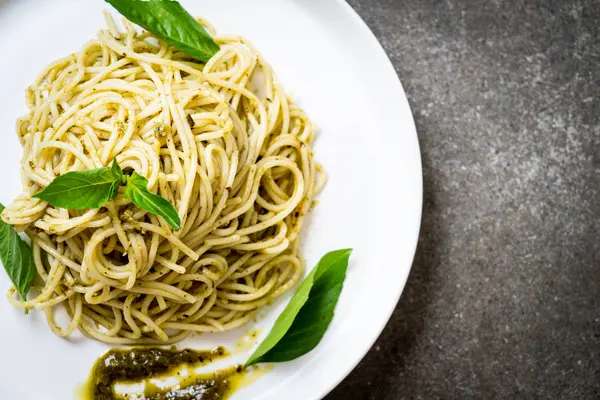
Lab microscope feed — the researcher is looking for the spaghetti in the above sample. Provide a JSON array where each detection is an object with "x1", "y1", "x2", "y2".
[{"x1": 1, "y1": 13, "x2": 324, "y2": 345}]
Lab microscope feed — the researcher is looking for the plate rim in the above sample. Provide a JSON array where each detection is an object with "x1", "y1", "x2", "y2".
[{"x1": 314, "y1": 1, "x2": 423, "y2": 398}]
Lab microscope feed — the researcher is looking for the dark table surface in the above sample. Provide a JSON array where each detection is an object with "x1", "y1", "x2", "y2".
[{"x1": 326, "y1": 1, "x2": 600, "y2": 399}]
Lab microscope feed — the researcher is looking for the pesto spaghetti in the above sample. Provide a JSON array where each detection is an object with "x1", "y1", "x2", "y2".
[{"x1": 1, "y1": 13, "x2": 324, "y2": 345}]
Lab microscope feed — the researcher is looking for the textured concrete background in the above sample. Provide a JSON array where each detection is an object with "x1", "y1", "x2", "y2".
[{"x1": 326, "y1": 0, "x2": 600, "y2": 399}]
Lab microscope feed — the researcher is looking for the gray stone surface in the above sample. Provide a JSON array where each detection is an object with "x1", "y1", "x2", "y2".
[{"x1": 326, "y1": 0, "x2": 600, "y2": 399}]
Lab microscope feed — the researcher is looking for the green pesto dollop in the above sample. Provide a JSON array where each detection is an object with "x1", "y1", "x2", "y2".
[{"x1": 84, "y1": 346, "x2": 242, "y2": 400}]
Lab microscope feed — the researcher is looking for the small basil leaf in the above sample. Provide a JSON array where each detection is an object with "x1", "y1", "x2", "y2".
[
  {"x1": 109, "y1": 159, "x2": 124, "y2": 200},
  {"x1": 33, "y1": 163, "x2": 124, "y2": 210},
  {"x1": 124, "y1": 173, "x2": 181, "y2": 231},
  {"x1": 245, "y1": 249, "x2": 353, "y2": 367},
  {"x1": 111, "y1": 158, "x2": 124, "y2": 182},
  {"x1": 105, "y1": 0, "x2": 220, "y2": 62},
  {"x1": 0, "y1": 203, "x2": 36, "y2": 301}
]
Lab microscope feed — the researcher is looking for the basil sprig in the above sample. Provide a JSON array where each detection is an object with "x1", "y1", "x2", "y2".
[
  {"x1": 245, "y1": 249, "x2": 352, "y2": 367},
  {"x1": 0, "y1": 203, "x2": 36, "y2": 302},
  {"x1": 124, "y1": 173, "x2": 180, "y2": 231},
  {"x1": 105, "y1": 0, "x2": 220, "y2": 62},
  {"x1": 34, "y1": 161, "x2": 180, "y2": 231},
  {"x1": 34, "y1": 160, "x2": 123, "y2": 210}
]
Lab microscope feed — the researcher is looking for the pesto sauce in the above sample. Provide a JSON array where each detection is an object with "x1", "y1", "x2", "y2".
[{"x1": 84, "y1": 346, "x2": 242, "y2": 400}]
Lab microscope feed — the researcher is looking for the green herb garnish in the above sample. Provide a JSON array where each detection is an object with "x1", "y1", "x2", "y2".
[
  {"x1": 124, "y1": 172, "x2": 181, "y2": 231},
  {"x1": 245, "y1": 249, "x2": 352, "y2": 367},
  {"x1": 33, "y1": 159, "x2": 123, "y2": 210},
  {"x1": 34, "y1": 161, "x2": 180, "y2": 231},
  {"x1": 105, "y1": 0, "x2": 220, "y2": 62},
  {"x1": 0, "y1": 203, "x2": 36, "y2": 302}
]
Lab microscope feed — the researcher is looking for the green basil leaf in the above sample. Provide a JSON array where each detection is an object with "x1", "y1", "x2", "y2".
[
  {"x1": 33, "y1": 160, "x2": 124, "y2": 210},
  {"x1": 105, "y1": 0, "x2": 220, "y2": 62},
  {"x1": 0, "y1": 203, "x2": 36, "y2": 301},
  {"x1": 245, "y1": 249, "x2": 353, "y2": 367},
  {"x1": 124, "y1": 173, "x2": 181, "y2": 231},
  {"x1": 111, "y1": 158, "x2": 124, "y2": 182}
]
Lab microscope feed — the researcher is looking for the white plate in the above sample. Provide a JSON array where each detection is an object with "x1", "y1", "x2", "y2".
[{"x1": 0, "y1": 0, "x2": 422, "y2": 399}]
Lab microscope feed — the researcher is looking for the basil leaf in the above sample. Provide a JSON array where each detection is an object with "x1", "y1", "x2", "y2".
[
  {"x1": 33, "y1": 159, "x2": 123, "y2": 210},
  {"x1": 245, "y1": 249, "x2": 353, "y2": 367},
  {"x1": 0, "y1": 203, "x2": 36, "y2": 301},
  {"x1": 105, "y1": 0, "x2": 220, "y2": 62},
  {"x1": 111, "y1": 158, "x2": 125, "y2": 182},
  {"x1": 124, "y1": 173, "x2": 181, "y2": 231}
]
